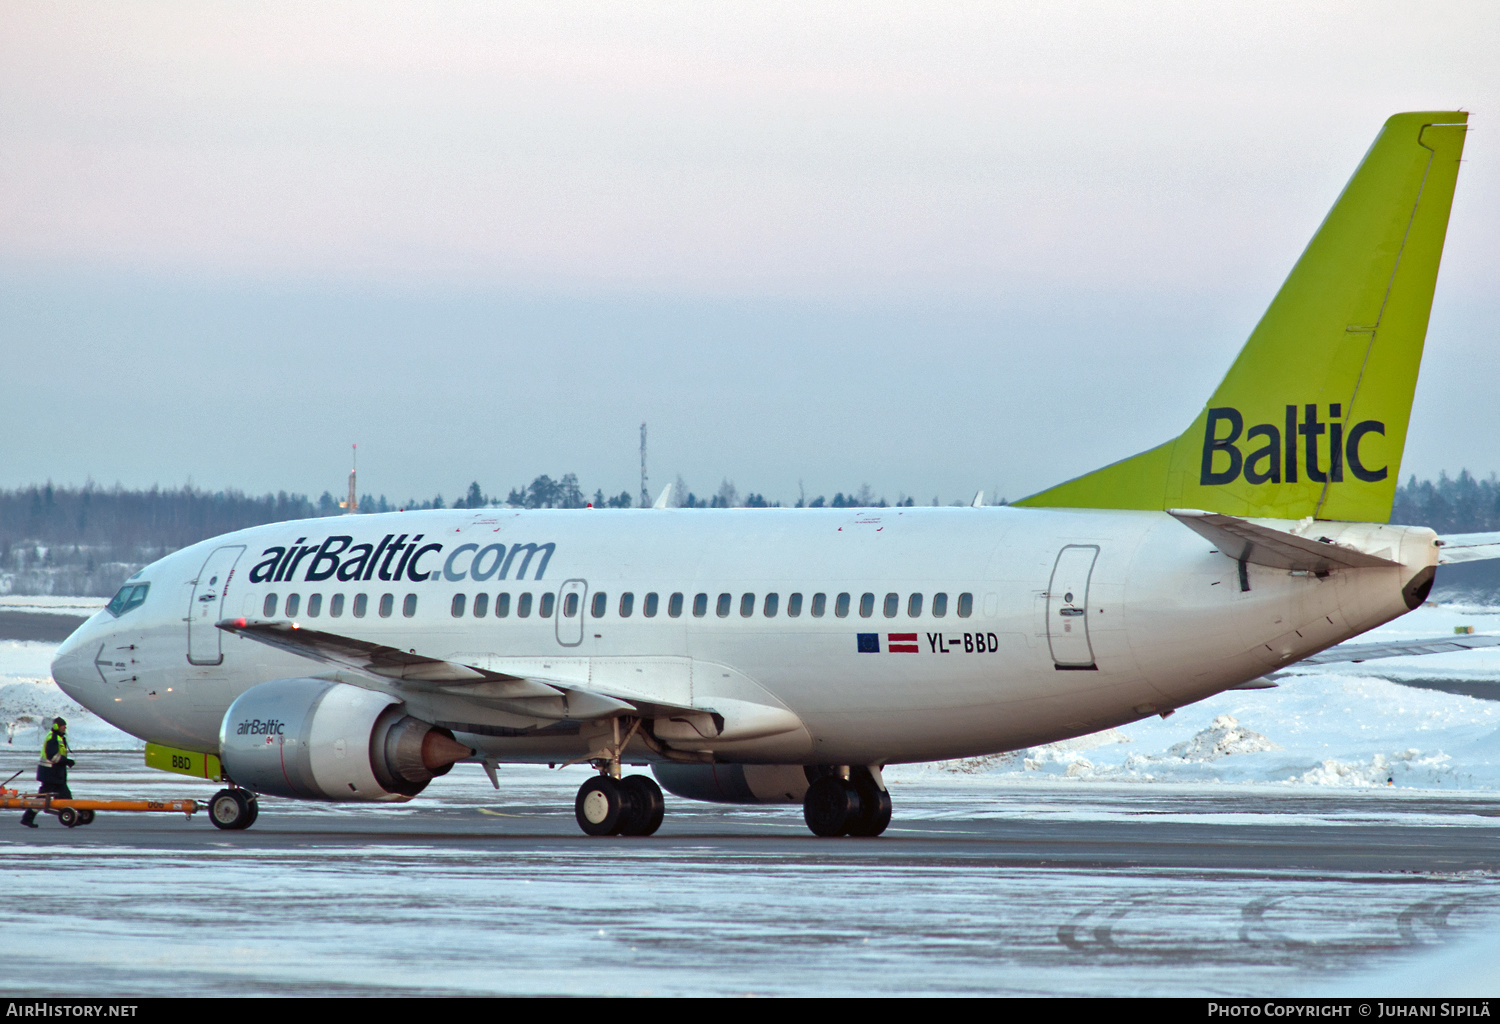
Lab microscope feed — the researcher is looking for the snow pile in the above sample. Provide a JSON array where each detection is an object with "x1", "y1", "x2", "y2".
[
  {"x1": 1292, "y1": 749, "x2": 1457, "y2": 788},
  {"x1": 930, "y1": 728, "x2": 1130, "y2": 775},
  {"x1": 1166, "y1": 714, "x2": 1281, "y2": 761}
]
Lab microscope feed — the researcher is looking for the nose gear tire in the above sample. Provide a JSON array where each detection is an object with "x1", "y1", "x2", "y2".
[{"x1": 209, "y1": 789, "x2": 256, "y2": 830}]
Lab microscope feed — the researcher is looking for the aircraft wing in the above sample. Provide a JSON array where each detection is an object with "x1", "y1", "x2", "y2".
[
  {"x1": 1437, "y1": 532, "x2": 1500, "y2": 564},
  {"x1": 1167, "y1": 509, "x2": 1401, "y2": 571},
  {"x1": 1298, "y1": 634, "x2": 1500, "y2": 664},
  {"x1": 215, "y1": 618, "x2": 802, "y2": 741},
  {"x1": 220, "y1": 617, "x2": 642, "y2": 718}
]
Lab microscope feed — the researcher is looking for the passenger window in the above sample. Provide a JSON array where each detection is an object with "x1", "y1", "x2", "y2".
[
  {"x1": 263, "y1": 594, "x2": 278, "y2": 617},
  {"x1": 883, "y1": 593, "x2": 898, "y2": 617},
  {"x1": 379, "y1": 594, "x2": 394, "y2": 617},
  {"x1": 763, "y1": 593, "x2": 778, "y2": 617},
  {"x1": 908, "y1": 593, "x2": 923, "y2": 617},
  {"x1": 403, "y1": 594, "x2": 417, "y2": 617},
  {"x1": 644, "y1": 593, "x2": 659, "y2": 617},
  {"x1": 787, "y1": 593, "x2": 802, "y2": 617},
  {"x1": 285, "y1": 594, "x2": 301, "y2": 618},
  {"x1": 717, "y1": 593, "x2": 732, "y2": 617},
  {"x1": 859, "y1": 593, "x2": 875, "y2": 618},
  {"x1": 307, "y1": 594, "x2": 322, "y2": 617},
  {"x1": 932, "y1": 593, "x2": 947, "y2": 618},
  {"x1": 693, "y1": 593, "x2": 708, "y2": 617},
  {"x1": 517, "y1": 593, "x2": 532, "y2": 618},
  {"x1": 958, "y1": 592, "x2": 974, "y2": 617},
  {"x1": 835, "y1": 593, "x2": 850, "y2": 617},
  {"x1": 330, "y1": 593, "x2": 345, "y2": 617},
  {"x1": 740, "y1": 593, "x2": 755, "y2": 618},
  {"x1": 353, "y1": 593, "x2": 368, "y2": 618},
  {"x1": 591, "y1": 592, "x2": 607, "y2": 618},
  {"x1": 473, "y1": 593, "x2": 489, "y2": 617},
  {"x1": 540, "y1": 593, "x2": 555, "y2": 617},
  {"x1": 494, "y1": 593, "x2": 510, "y2": 618},
  {"x1": 451, "y1": 594, "x2": 466, "y2": 618},
  {"x1": 812, "y1": 593, "x2": 826, "y2": 617},
  {"x1": 620, "y1": 593, "x2": 634, "y2": 617},
  {"x1": 563, "y1": 593, "x2": 579, "y2": 618}
]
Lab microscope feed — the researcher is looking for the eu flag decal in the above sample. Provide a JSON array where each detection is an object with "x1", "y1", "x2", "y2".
[{"x1": 857, "y1": 633, "x2": 880, "y2": 653}]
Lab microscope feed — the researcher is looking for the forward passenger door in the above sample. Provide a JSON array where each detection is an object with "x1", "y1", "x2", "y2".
[{"x1": 188, "y1": 545, "x2": 245, "y2": 665}]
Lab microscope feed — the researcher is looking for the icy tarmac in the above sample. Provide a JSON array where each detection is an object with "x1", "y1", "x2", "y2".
[{"x1": 3, "y1": 753, "x2": 1500, "y2": 996}]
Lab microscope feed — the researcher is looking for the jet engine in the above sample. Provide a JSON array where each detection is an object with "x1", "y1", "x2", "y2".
[
  {"x1": 219, "y1": 678, "x2": 473, "y2": 801},
  {"x1": 652, "y1": 763, "x2": 811, "y2": 804}
]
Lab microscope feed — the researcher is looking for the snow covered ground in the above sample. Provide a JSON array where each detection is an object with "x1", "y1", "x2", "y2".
[
  {"x1": 0, "y1": 595, "x2": 106, "y2": 615},
  {"x1": 6, "y1": 601, "x2": 1500, "y2": 793}
]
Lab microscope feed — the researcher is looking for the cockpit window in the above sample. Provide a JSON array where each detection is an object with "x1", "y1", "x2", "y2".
[{"x1": 105, "y1": 582, "x2": 150, "y2": 618}]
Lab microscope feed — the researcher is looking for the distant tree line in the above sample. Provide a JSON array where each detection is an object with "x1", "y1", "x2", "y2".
[
  {"x1": 0, "y1": 473, "x2": 1486, "y2": 596},
  {"x1": 1389, "y1": 471, "x2": 1500, "y2": 534}
]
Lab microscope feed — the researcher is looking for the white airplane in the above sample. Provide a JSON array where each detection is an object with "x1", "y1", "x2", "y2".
[{"x1": 49, "y1": 111, "x2": 1500, "y2": 837}]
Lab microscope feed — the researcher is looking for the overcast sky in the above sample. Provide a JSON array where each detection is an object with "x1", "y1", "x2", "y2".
[{"x1": 2, "y1": 2, "x2": 1497, "y2": 506}]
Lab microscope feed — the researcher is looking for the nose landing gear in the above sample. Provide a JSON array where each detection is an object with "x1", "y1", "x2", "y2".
[
  {"x1": 208, "y1": 788, "x2": 259, "y2": 830},
  {"x1": 803, "y1": 767, "x2": 892, "y2": 837}
]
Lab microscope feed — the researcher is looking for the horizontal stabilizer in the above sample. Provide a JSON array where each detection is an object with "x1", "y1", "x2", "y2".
[
  {"x1": 1299, "y1": 634, "x2": 1500, "y2": 664},
  {"x1": 1168, "y1": 509, "x2": 1402, "y2": 571},
  {"x1": 1436, "y1": 532, "x2": 1500, "y2": 564}
]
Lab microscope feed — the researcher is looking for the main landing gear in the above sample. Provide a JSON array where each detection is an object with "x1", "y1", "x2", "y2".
[
  {"x1": 803, "y1": 767, "x2": 892, "y2": 837},
  {"x1": 208, "y1": 788, "x2": 259, "y2": 831},
  {"x1": 574, "y1": 774, "x2": 665, "y2": 837}
]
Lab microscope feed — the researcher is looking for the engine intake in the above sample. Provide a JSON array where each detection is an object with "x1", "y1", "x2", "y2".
[{"x1": 219, "y1": 678, "x2": 472, "y2": 801}]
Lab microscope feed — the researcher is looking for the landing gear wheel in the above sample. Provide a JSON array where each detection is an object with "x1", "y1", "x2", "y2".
[
  {"x1": 618, "y1": 775, "x2": 665, "y2": 837},
  {"x1": 209, "y1": 789, "x2": 254, "y2": 831},
  {"x1": 803, "y1": 776, "x2": 862, "y2": 837},
  {"x1": 846, "y1": 783, "x2": 892, "y2": 837},
  {"x1": 76, "y1": 809, "x2": 95, "y2": 826},
  {"x1": 575, "y1": 776, "x2": 625, "y2": 836},
  {"x1": 56, "y1": 807, "x2": 80, "y2": 828}
]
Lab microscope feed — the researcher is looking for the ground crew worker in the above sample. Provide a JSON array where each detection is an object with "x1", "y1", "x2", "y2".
[{"x1": 20, "y1": 717, "x2": 73, "y2": 828}]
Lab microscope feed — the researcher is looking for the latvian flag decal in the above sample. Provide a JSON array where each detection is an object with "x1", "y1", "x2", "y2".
[
  {"x1": 859, "y1": 632, "x2": 919, "y2": 653},
  {"x1": 887, "y1": 632, "x2": 919, "y2": 653}
]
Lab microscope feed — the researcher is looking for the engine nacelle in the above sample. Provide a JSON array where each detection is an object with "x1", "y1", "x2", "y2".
[
  {"x1": 219, "y1": 678, "x2": 473, "y2": 801},
  {"x1": 652, "y1": 763, "x2": 811, "y2": 804}
]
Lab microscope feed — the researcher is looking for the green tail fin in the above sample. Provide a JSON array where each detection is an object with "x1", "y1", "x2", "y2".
[{"x1": 1016, "y1": 111, "x2": 1468, "y2": 522}]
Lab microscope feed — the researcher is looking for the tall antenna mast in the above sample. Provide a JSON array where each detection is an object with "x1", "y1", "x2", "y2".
[
  {"x1": 639, "y1": 423, "x2": 649, "y2": 509},
  {"x1": 340, "y1": 444, "x2": 358, "y2": 514}
]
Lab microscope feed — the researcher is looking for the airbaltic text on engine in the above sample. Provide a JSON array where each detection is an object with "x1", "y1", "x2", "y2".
[{"x1": 247, "y1": 534, "x2": 556, "y2": 584}]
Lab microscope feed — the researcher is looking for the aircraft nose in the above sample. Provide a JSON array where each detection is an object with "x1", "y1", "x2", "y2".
[{"x1": 51, "y1": 621, "x2": 100, "y2": 702}]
